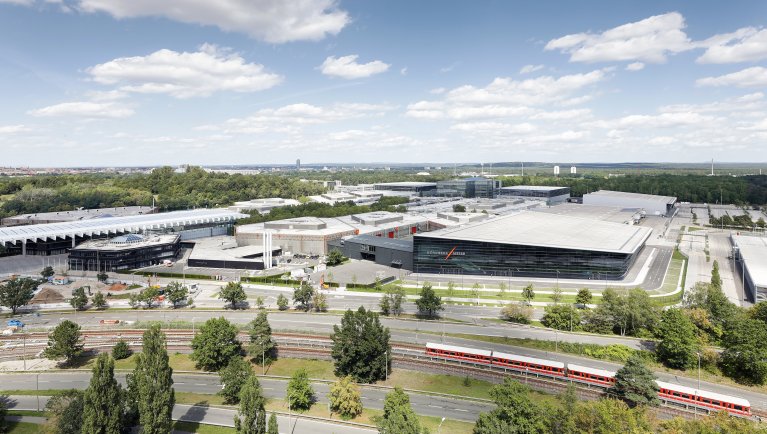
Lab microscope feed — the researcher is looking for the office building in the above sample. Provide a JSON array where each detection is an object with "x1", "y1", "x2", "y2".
[
  {"x1": 68, "y1": 233, "x2": 180, "y2": 272},
  {"x1": 435, "y1": 177, "x2": 501, "y2": 198},
  {"x1": 731, "y1": 235, "x2": 767, "y2": 302},
  {"x1": 496, "y1": 186, "x2": 571, "y2": 204}
]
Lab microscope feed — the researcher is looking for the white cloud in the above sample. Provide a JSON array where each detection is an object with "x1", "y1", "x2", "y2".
[
  {"x1": 400, "y1": 67, "x2": 408, "y2": 76},
  {"x1": 28, "y1": 101, "x2": 134, "y2": 119},
  {"x1": 429, "y1": 87, "x2": 446, "y2": 95},
  {"x1": 87, "y1": 44, "x2": 282, "y2": 98},
  {"x1": 0, "y1": 124, "x2": 30, "y2": 133},
  {"x1": 696, "y1": 67, "x2": 767, "y2": 88},
  {"x1": 519, "y1": 64, "x2": 544, "y2": 74},
  {"x1": 530, "y1": 109, "x2": 592, "y2": 120},
  {"x1": 319, "y1": 55, "x2": 390, "y2": 79},
  {"x1": 450, "y1": 122, "x2": 536, "y2": 134},
  {"x1": 0, "y1": 0, "x2": 34, "y2": 5},
  {"x1": 626, "y1": 62, "x2": 645, "y2": 71},
  {"x1": 407, "y1": 70, "x2": 606, "y2": 120},
  {"x1": 545, "y1": 12, "x2": 692, "y2": 63},
  {"x1": 613, "y1": 112, "x2": 715, "y2": 128},
  {"x1": 698, "y1": 27, "x2": 767, "y2": 63},
  {"x1": 75, "y1": 0, "x2": 349, "y2": 43}
]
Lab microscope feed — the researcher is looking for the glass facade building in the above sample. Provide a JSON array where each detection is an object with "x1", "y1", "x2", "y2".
[
  {"x1": 412, "y1": 236, "x2": 642, "y2": 280},
  {"x1": 435, "y1": 177, "x2": 501, "y2": 198}
]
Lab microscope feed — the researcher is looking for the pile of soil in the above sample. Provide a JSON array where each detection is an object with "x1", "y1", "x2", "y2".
[
  {"x1": 108, "y1": 283, "x2": 127, "y2": 292},
  {"x1": 30, "y1": 287, "x2": 65, "y2": 304}
]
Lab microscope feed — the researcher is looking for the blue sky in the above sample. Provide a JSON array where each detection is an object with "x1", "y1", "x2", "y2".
[{"x1": 1, "y1": 1, "x2": 767, "y2": 166}]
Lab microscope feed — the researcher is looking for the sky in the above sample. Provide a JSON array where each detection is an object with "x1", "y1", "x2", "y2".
[{"x1": 1, "y1": 1, "x2": 767, "y2": 166}]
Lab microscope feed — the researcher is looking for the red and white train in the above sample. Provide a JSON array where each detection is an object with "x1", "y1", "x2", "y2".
[{"x1": 425, "y1": 342, "x2": 751, "y2": 417}]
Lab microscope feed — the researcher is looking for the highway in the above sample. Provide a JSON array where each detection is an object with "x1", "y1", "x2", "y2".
[
  {"x1": 3, "y1": 395, "x2": 377, "y2": 434},
  {"x1": 0, "y1": 372, "x2": 493, "y2": 422}
]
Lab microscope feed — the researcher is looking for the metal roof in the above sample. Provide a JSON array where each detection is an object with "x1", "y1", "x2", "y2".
[
  {"x1": 567, "y1": 364, "x2": 616, "y2": 378},
  {"x1": 656, "y1": 381, "x2": 750, "y2": 407},
  {"x1": 584, "y1": 190, "x2": 676, "y2": 204},
  {"x1": 731, "y1": 235, "x2": 767, "y2": 288},
  {"x1": 374, "y1": 182, "x2": 437, "y2": 187},
  {"x1": 500, "y1": 185, "x2": 569, "y2": 192},
  {"x1": 344, "y1": 234, "x2": 414, "y2": 252},
  {"x1": 0, "y1": 209, "x2": 248, "y2": 244},
  {"x1": 492, "y1": 351, "x2": 565, "y2": 369},
  {"x1": 416, "y1": 211, "x2": 652, "y2": 254},
  {"x1": 426, "y1": 342, "x2": 492, "y2": 357}
]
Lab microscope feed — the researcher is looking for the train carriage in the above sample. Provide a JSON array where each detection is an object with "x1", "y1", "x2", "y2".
[
  {"x1": 657, "y1": 381, "x2": 751, "y2": 417},
  {"x1": 425, "y1": 342, "x2": 492, "y2": 365},
  {"x1": 491, "y1": 351, "x2": 566, "y2": 377},
  {"x1": 566, "y1": 364, "x2": 616, "y2": 387}
]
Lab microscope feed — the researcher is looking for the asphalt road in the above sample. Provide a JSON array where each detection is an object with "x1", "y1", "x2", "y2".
[
  {"x1": 4, "y1": 395, "x2": 378, "y2": 434},
  {"x1": 0, "y1": 372, "x2": 492, "y2": 422}
]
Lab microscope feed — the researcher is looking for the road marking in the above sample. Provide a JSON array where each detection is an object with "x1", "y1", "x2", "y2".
[{"x1": 454, "y1": 408, "x2": 469, "y2": 412}]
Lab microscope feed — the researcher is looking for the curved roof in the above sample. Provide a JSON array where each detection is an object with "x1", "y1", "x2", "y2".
[
  {"x1": 110, "y1": 234, "x2": 145, "y2": 244},
  {"x1": 0, "y1": 209, "x2": 248, "y2": 244}
]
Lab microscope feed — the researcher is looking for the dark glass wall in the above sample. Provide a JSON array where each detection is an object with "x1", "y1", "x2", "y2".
[{"x1": 413, "y1": 236, "x2": 640, "y2": 280}]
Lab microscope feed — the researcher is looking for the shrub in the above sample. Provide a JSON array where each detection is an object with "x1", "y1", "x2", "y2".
[{"x1": 112, "y1": 339, "x2": 132, "y2": 360}]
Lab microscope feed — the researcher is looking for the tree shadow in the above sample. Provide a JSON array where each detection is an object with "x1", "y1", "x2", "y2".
[
  {"x1": 65, "y1": 349, "x2": 99, "y2": 369},
  {"x1": 177, "y1": 400, "x2": 210, "y2": 425},
  {"x1": 0, "y1": 393, "x2": 18, "y2": 410}
]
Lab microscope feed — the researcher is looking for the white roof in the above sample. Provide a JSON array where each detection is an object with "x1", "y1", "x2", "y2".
[
  {"x1": 426, "y1": 342, "x2": 492, "y2": 357},
  {"x1": 500, "y1": 186, "x2": 569, "y2": 192},
  {"x1": 567, "y1": 364, "x2": 616, "y2": 378},
  {"x1": 585, "y1": 190, "x2": 676, "y2": 204},
  {"x1": 732, "y1": 235, "x2": 767, "y2": 288},
  {"x1": 0, "y1": 209, "x2": 248, "y2": 244},
  {"x1": 656, "y1": 381, "x2": 750, "y2": 407},
  {"x1": 374, "y1": 182, "x2": 437, "y2": 188},
  {"x1": 491, "y1": 351, "x2": 565, "y2": 369},
  {"x1": 417, "y1": 211, "x2": 652, "y2": 254}
]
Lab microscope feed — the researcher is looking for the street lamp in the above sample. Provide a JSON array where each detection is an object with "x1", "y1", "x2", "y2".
[{"x1": 437, "y1": 417, "x2": 446, "y2": 434}]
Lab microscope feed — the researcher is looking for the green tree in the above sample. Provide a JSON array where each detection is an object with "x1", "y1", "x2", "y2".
[
  {"x1": 376, "y1": 386, "x2": 424, "y2": 434},
  {"x1": 267, "y1": 412, "x2": 278, "y2": 434},
  {"x1": 749, "y1": 301, "x2": 767, "y2": 324},
  {"x1": 380, "y1": 285, "x2": 405, "y2": 316},
  {"x1": 575, "y1": 288, "x2": 592, "y2": 306},
  {"x1": 92, "y1": 291, "x2": 107, "y2": 309},
  {"x1": 331, "y1": 306, "x2": 391, "y2": 383},
  {"x1": 219, "y1": 281, "x2": 247, "y2": 309},
  {"x1": 522, "y1": 284, "x2": 535, "y2": 305},
  {"x1": 379, "y1": 292, "x2": 391, "y2": 315},
  {"x1": 133, "y1": 324, "x2": 175, "y2": 433},
  {"x1": 540, "y1": 304, "x2": 581, "y2": 331},
  {"x1": 711, "y1": 260, "x2": 722, "y2": 289},
  {"x1": 473, "y1": 378, "x2": 550, "y2": 434},
  {"x1": 139, "y1": 286, "x2": 159, "y2": 308},
  {"x1": 312, "y1": 290, "x2": 328, "y2": 312},
  {"x1": 165, "y1": 281, "x2": 188, "y2": 308},
  {"x1": 0, "y1": 398, "x2": 6, "y2": 434},
  {"x1": 70, "y1": 286, "x2": 88, "y2": 311},
  {"x1": 43, "y1": 389, "x2": 84, "y2": 434},
  {"x1": 235, "y1": 375, "x2": 267, "y2": 434},
  {"x1": 498, "y1": 282, "x2": 507, "y2": 296},
  {"x1": 573, "y1": 398, "x2": 651, "y2": 433},
  {"x1": 655, "y1": 308, "x2": 699, "y2": 370},
  {"x1": 447, "y1": 281, "x2": 456, "y2": 297},
  {"x1": 329, "y1": 376, "x2": 363, "y2": 419},
  {"x1": 293, "y1": 281, "x2": 314, "y2": 311},
  {"x1": 286, "y1": 368, "x2": 314, "y2": 411},
  {"x1": 415, "y1": 282, "x2": 443, "y2": 318},
  {"x1": 501, "y1": 302, "x2": 533, "y2": 324},
  {"x1": 96, "y1": 271, "x2": 109, "y2": 283},
  {"x1": 111, "y1": 339, "x2": 132, "y2": 360},
  {"x1": 220, "y1": 357, "x2": 253, "y2": 404},
  {"x1": 81, "y1": 354, "x2": 123, "y2": 434},
  {"x1": 452, "y1": 204, "x2": 466, "y2": 212},
  {"x1": 326, "y1": 249, "x2": 346, "y2": 266},
  {"x1": 720, "y1": 317, "x2": 767, "y2": 385},
  {"x1": 276, "y1": 293, "x2": 289, "y2": 311},
  {"x1": 551, "y1": 384, "x2": 577, "y2": 434},
  {"x1": 0, "y1": 277, "x2": 37, "y2": 314},
  {"x1": 550, "y1": 286, "x2": 563, "y2": 304},
  {"x1": 41, "y1": 265, "x2": 54, "y2": 279},
  {"x1": 43, "y1": 320, "x2": 83, "y2": 364},
  {"x1": 247, "y1": 311, "x2": 276, "y2": 365},
  {"x1": 471, "y1": 282, "x2": 481, "y2": 303},
  {"x1": 191, "y1": 317, "x2": 242, "y2": 371},
  {"x1": 613, "y1": 354, "x2": 659, "y2": 407}
]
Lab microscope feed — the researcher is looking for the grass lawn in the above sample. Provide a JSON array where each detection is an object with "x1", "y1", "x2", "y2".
[
  {"x1": 7, "y1": 422, "x2": 39, "y2": 434},
  {"x1": 6, "y1": 410, "x2": 45, "y2": 417},
  {"x1": 264, "y1": 358, "x2": 336, "y2": 380},
  {"x1": 377, "y1": 371, "x2": 493, "y2": 400},
  {"x1": 74, "y1": 352, "x2": 199, "y2": 371},
  {"x1": 175, "y1": 392, "x2": 227, "y2": 406},
  {"x1": 172, "y1": 421, "x2": 235, "y2": 433},
  {"x1": 0, "y1": 390, "x2": 59, "y2": 396}
]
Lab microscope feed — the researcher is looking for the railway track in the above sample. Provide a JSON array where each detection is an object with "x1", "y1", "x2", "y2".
[{"x1": 1, "y1": 329, "x2": 762, "y2": 421}]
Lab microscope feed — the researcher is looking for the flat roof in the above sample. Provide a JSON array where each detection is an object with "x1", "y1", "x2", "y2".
[
  {"x1": 732, "y1": 235, "x2": 767, "y2": 288},
  {"x1": 416, "y1": 211, "x2": 652, "y2": 254},
  {"x1": 0, "y1": 209, "x2": 248, "y2": 244},
  {"x1": 3, "y1": 206, "x2": 156, "y2": 222},
  {"x1": 238, "y1": 213, "x2": 428, "y2": 237},
  {"x1": 72, "y1": 233, "x2": 179, "y2": 251},
  {"x1": 189, "y1": 236, "x2": 273, "y2": 262},
  {"x1": 585, "y1": 190, "x2": 676, "y2": 204},
  {"x1": 373, "y1": 182, "x2": 437, "y2": 187},
  {"x1": 500, "y1": 185, "x2": 569, "y2": 192}
]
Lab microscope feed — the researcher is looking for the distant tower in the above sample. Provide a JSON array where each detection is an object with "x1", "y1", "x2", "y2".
[
  {"x1": 570, "y1": 166, "x2": 577, "y2": 174},
  {"x1": 296, "y1": 159, "x2": 301, "y2": 171},
  {"x1": 554, "y1": 165, "x2": 560, "y2": 176},
  {"x1": 711, "y1": 159, "x2": 714, "y2": 176}
]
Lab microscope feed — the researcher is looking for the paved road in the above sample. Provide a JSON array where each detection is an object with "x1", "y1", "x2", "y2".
[
  {"x1": 3, "y1": 395, "x2": 377, "y2": 434},
  {"x1": 0, "y1": 372, "x2": 492, "y2": 422}
]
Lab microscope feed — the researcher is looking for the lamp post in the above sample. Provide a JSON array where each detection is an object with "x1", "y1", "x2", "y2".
[{"x1": 437, "y1": 417, "x2": 446, "y2": 434}]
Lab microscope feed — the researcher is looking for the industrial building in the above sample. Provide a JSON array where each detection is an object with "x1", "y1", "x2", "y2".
[
  {"x1": 333, "y1": 235, "x2": 413, "y2": 270},
  {"x1": 0, "y1": 209, "x2": 247, "y2": 256},
  {"x1": 373, "y1": 182, "x2": 437, "y2": 196},
  {"x1": 435, "y1": 177, "x2": 501, "y2": 198},
  {"x1": 68, "y1": 233, "x2": 180, "y2": 272},
  {"x1": 228, "y1": 198, "x2": 300, "y2": 214},
  {"x1": 413, "y1": 212, "x2": 652, "y2": 279},
  {"x1": 2, "y1": 206, "x2": 156, "y2": 227},
  {"x1": 236, "y1": 211, "x2": 429, "y2": 255},
  {"x1": 496, "y1": 186, "x2": 571, "y2": 204},
  {"x1": 187, "y1": 236, "x2": 282, "y2": 270},
  {"x1": 731, "y1": 235, "x2": 767, "y2": 302},
  {"x1": 582, "y1": 190, "x2": 677, "y2": 216}
]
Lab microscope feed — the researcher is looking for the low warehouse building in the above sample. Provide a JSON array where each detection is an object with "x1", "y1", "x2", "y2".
[
  {"x1": 731, "y1": 235, "x2": 767, "y2": 302},
  {"x1": 334, "y1": 235, "x2": 413, "y2": 270},
  {"x1": 582, "y1": 190, "x2": 676, "y2": 216}
]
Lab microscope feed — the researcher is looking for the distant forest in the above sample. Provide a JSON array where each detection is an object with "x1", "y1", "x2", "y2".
[{"x1": 0, "y1": 167, "x2": 765, "y2": 219}]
